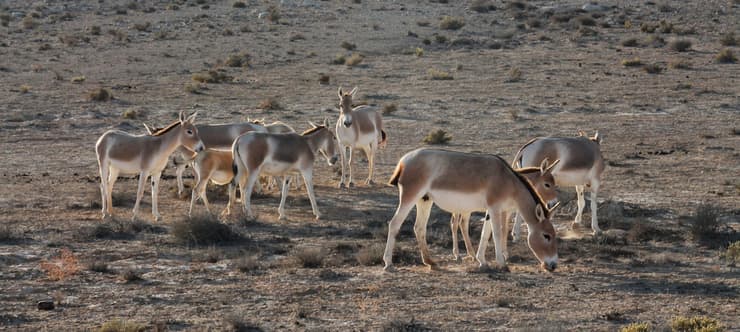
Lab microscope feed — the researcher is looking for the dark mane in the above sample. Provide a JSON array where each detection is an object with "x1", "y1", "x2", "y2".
[
  {"x1": 301, "y1": 125, "x2": 325, "y2": 136},
  {"x1": 494, "y1": 155, "x2": 549, "y2": 218},
  {"x1": 151, "y1": 120, "x2": 180, "y2": 136}
]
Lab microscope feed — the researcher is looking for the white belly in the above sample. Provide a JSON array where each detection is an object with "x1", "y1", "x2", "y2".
[
  {"x1": 428, "y1": 189, "x2": 488, "y2": 215},
  {"x1": 209, "y1": 170, "x2": 234, "y2": 185},
  {"x1": 110, "y1": 158, "x2": 144, "y2": 175},
  {"x1": 260, "y1": 161, "x2": 298, "y2": 176}
]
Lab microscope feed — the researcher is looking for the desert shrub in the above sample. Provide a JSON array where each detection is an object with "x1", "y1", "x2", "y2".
[
  {"x1": 427, "y1": 68, "x2": 453, "y2": 80},
  {"x1": 643, "y1": 63, "x2": 664, "y2": 74},
  {"x1": 646, "y1": 35, "x2": 666, "y2": 47},
  {"x1": 434, "y1": 35, "x2": 448, "y2": 44},
  {"x1": 99, "y1": 319, "x2": 147, "y2": 332},
  {"x1": 184, "y1": 83, "x2": 202, "y2": 94},
  {"x1": 88, "y1": 261, "x2": 109, "y2": 273},
  {"x1": 720, "y1": 32, "x2": 737, "y2": 46},
  {"x1": 234, "y1": 255, "x2": 261, "y2": 274},
  {"x1": 658, "y1": 20, "x2": 674, "y2": 33},
  {"x1": 132, "y1": 22, "x2": 150, "y2": 32},
  {"x1": 233, "y1": 1, "x2": 246, "y2": 8},
  {"x1": 440, "y1": 16, "x2": 465, "y2": 30},
  {"x1": 267, "y1": 5, "x2": 280, "y2": 23},
  {"x1": 715, "y1": 49, "x2": 737, "y2": 63},
  {"x1": 690, "y1": 204, "x2": 722, "y2": 245},
  {"x1": 90, "y1": 25, "x2": 101, "y2": 35},
  {"x1": 356, "y1": 244, "x2": 384, "y2": 266},
  {"x1": 258, "y1": 97, "x2": 282, "y2": 110},
  {"x1": 223, "y1": 314, "x2": 263, "y2": 332},
  {"x1": 670, "y1": 316, "x2": 724, "y2": 332},
  {"x1": 507, "y1": 1, "x2": 526, "y2": 10},
  {"x1": 640, "y1": 22, "x2": 657, "y2": 33},
  {"x1": 668, "y1": 59, "x2": 692, "y2": 69},
  {"x1": 294, "y1": 247, "x2": 324, "y2": 268},
  {"x1": 345, "y1": 53, "x2": 364, "y2": 66},
  {"x1": 470, "y1": 0, "x2": 496, "y2": 13},
  {"x1": 505, "y1": 67, "x2": 522, "y2": 82},
  {"x1": 192, "y1": 70, "x2": 231, "y2": 83},
  {"x1": 621, "y1": 37, "x2": 640, "y2": 47},
  {"x1": 121, "y1": 109, "x2": 137, "y2": 119},
  {"x1": 22, "y1": 15, "x2": 37, "y2": 29},
  {"x1": 0, "y1": 225, "x2": 23, "y2": 243},
  {"x1": 331, "y1": 54, "x2": 346, "y2": 65},
  {"x1": 318, "y1": 73, "x2": 330, "y2": 84},
  {"x1": 415, "y1": 47, "x2": 424, "y2": 57},
  {"x1": 19, "y1": 85, "x2": 30, "y2": 93},
  {"x1": 39, "y1": 248, "x2": 80, "y2": 281},
  {"x1": 288, "y1": 33, "x2": 304, "y2": 41},
  {"x1": 526, "y1": 18, "x2": 542, "y2": 29},
  {"x1": 575, "y1": 15, "x2": 596, "y2": 26},
  {"x1": 382, "y1": 318, "x2": 431, "y2": 332},
  {"x1": 0, "y1": 14, "x2": 11, "y2": 27},
  {"x1": 200, "y1": 246, "x2": 222, "y2": 263},
  {"x1": 382, "y1": 103, "x2": 398, "y2": 115},
  {"x1": 622, "y1": 58, "x2": 643, "y2": 67},
  {"x1": 224, "y1": 53, "x2": 250, "y2": 67},
  {"x1": 89, "y1": 88, "x2": 112, "y2": 102},
  {"x1": 723, "y1": 241, "x2": 740, "y2": 265},
  {"x1": 171, "y1": 214, "x2": 242, "y2": 246},
  {"x1": 668, "y1": 39, "x2": 692, "y2": 52},
  {"x1": 620, "y1": 322, "x2": 651, "y2": 332},
  {"x1": 340, "y1": 41, "x2": 356, "y2": 50},
  {"x1": 423, "y1": 129, "x2": 452, "y2": 145},
  {"x1": 107, "y1": 29, "x2": 129, "y2": 42},
  {"x1": 120, "y1": 269, "x2": 142, "y2": 282}
]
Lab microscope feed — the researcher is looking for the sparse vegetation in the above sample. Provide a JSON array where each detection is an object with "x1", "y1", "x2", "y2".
[
  {"x1": 690, "y1": 204, "x2": 722, "y2": 246},
  {"x1": 224, "y1": 53, "x2": 250, "y2": 67},
  {"x1": 414, "y1": 47, "x2": 424, "y2": 57},
  {"x1": 470, "y1": 0, "x2": 496, "y2": 13},
  {"x1": 440, "y1": 16, "x2": 465, "y2": 30},
  {"x1": 356, "y1": 244, "x2": 384, "y2": 266},
  {"x1": 88, "y1": 261, "x2": 109, "y2": 273},
  {"x1": 234, "y1": 255, "x2": 261, "y2": 274},
  {"x1": 719, "y1": 32, "x2": 737, "y2": 46},
  {"x1": 670, "y1": 316, "x2": 724, "y2": 332},
  {"x1": 423, "y1": 129, "x2": 452, "y2": 145},
  {"x1": 122, "y1": 109, "x2": 138, "y2": 119},
  {"x1": 39, "y1": 248, "x2": 80, "y2": 281},
  {"x1": 620, "y1": 322, "x2": 651, "y2": 332},
  {"x1": 184, "y1": 83, "x2": 203, "y2": 94},
  {"x1": 345, "y1": 53, "x2": 364, "y2": 66},
  {"x1": 171, "y1": 214, "x2": 243, "y2": 246},
  {"x1": 435, "y1": 35, "x2": 448, "y2": 43},
  {"x1": 258, "y1": 97, "x2": 282, "y2": 110},
  {"x1": 318, "y1": 73, "x2": 330, "y2": 84},
  {"x1": 331, "y1": 54, "x2": 346, "y2": 65},
  {"x1": 266, "y1": 5, "x2": 280, "y2": 23},
  {"x1": 668, "y1": 39, "x2": 692, "y2": 52},
  {"x1": 99, "y1": 319, "x2": 147, "y2": 332},
  {"x1": 427, "y1": 68, "x2": 453, "y2": 80},
  {"x1": 668, "y1": 59, "x2": 692, "y2": 69},
  {"x1": 715, "y1": 48, "x2": 737, "y2": 63},
  {"x1": 121, "y1": 269, "x2": 143, "y2": 282},
  {"x1": 233, "y1": 1, "x2": 247, "y2": 8},
  {"x1": 643, "y1": 63, "x2": 664, "y2": 74},
  {"x1": 723, "y1": 241, "x2": 740, "y2": 265},
  {"x1": 19, "y1": 84, "x2": 30, "y2": 93},
  {"x1": 0, "y1": 224, "x2": 23, "y2": 243},
  {"x1": 575, "y1": 15, "x2": 596, "y2": 27},
  {"x1": 192, "y1": 70, "x2": 232, "y2": 83},
  {"x1": 622, "y1": 58, "x2": 643, "y2": 67},
  {"x1": 89, "y1": 88, "x2": 112, "y2": 102},
  {"x1": 505, "y1": 67, "x2": 522, "y2": 82},
  {"x1": 294, "y1": 247, "x2": 325, "y2": 268},
  {"x1": 340, "y1": 41, "x2": 356, "y2": 50},
  {"x1": 382, "y1": 103, "x2": 398, "y2": 115},
  {"x1": 382, "y1": 318, "x2": 430, "y2": 332},
  {"x1": 620, "y1": 37, "x2": 640, "y2": 47},
  {"x1": 132, "y1": 22, "x2": 150, "y2": 32}
]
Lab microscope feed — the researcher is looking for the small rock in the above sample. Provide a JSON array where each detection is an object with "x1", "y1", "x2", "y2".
[
  {"x1": 582, "y1": 3, "x2": 608, "y2": 12},
  {"x1": 37, "y1": 300, "x2": 54, "y2": 310}
]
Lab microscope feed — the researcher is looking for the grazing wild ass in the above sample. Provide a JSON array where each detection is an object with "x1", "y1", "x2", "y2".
[
  {"x1": 231, "y1": 121, "x2": 340, "y2": 220},
  {"x1": 335, "y1": 87, "x2": 387, "y2": 188},
  {"x1": 96, "y1": 111, "x2": 204, "y2": 221},
  {"x1": 511, "y1": 131, "x2": 605, "y2": 237},
  {"x1": 384, "y1": 148, "x2": 559, "y2": 272},
  {"x1": 449, "y1": 159, "x2": 560, "y2": 261}
]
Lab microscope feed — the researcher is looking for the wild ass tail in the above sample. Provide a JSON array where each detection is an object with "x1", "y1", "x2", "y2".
[
  {"x1": 388, "y1": 161, "x2": 403, "y2": 187},
  {"x1": 379, "y1": 129, "x2": 388, "y2": 148}
]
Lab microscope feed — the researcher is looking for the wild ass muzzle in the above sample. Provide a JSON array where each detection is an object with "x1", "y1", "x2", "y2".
[
  {"x1": 96, "y1": 111, "x2": 204, "y2": 221},
  {"x1": 231, "y1": 121, "x2": 340, "y2": 220},
  {"x1": 511, "y1": 131, "x2": 605, "y2": 237},
  {"x1": 449, "y1": 159, "x2": 560, "y2": 261},
  {"x1": 384, "y1": 148, "x2": 559, "y2": 272},
  {"x1": 335, "y1": 86, "x2": 387, "y2": 188}
]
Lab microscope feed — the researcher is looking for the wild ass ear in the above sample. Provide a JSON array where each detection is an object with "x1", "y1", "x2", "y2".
[
  {"x1": 539, "y1": 158, "x2": 550, "y2": 175},
  {"x1": 338, "y1": 86, "x2": 343, "y2": 98},
  {"x1": 179, "y1": 110, "x2": 186, "y2": 124},
  {"x1": 308, "y1": 121, "x2": 318, "y2": 128},
  {"x1": 548, "y1": 201, "x2": 561, "y2": 214},
  {"x1": 185, "y1": 111, "x2": 198, "y2": 123},
  {"x1": 592, "y1": 131, "x2": 601, "y2": 144},
  {"x1": 535, "y1": 204, "x2": 546, "y2": 223},
  {"x1": 349, "y1": 86, "x2": 358, "y2": 96},
  {"x1": 546, "y1": 159, "x2": 560, "y2": 173},
  {"x1": 578, "y1": 130, "x2": 586, "y2": 137},
  {"x1": 143, "y1": 123, "x2": 155, "y2": 135}
]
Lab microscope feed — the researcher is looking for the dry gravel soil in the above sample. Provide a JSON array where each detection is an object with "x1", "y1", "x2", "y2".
[{"x1": 0, "y1": 0, "x2": 739, "y2": 331}]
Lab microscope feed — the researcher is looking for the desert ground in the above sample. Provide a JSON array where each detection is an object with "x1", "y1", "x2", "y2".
[{"x1": 0, "y1": 0, "x2": 738, "y2": 331}]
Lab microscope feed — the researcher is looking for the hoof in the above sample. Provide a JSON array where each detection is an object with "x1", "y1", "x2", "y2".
[
  {"x1": 592, "y1": 229, "x2": 603, "y2": 236},
  {"x1": 383, "y1": 265, "x2": 396, "y2": 273},
  {"x1": 338, "y1": 182, "x2": 346, "y2": 189},
  {"x1": 452, "y1": 254, "x2": 461, "y2": 262},
  {"x1": 365, "y1": 179, "x2": 375, "y2": 186},
  {"x1": 348, "y1": 182, "x2": 355, "y2": 188},
  {"x1": 463, "y1": 255, "x2": 476, "y2": 263},
  {"x1": 314, "y1": 214, "x2": 321, "y2": 221}
]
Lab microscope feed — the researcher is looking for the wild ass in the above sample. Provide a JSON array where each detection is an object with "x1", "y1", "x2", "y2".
[
  {"x1": 231, "y1": 122, "x2": 340, "y2": 220},
  {"x1": 249, "y1": 118, "x2": 301, "y2": 190},
  {"x1": 511, "y1": 131, "x2": 605, "y2": 237},
  {"x1": 384, "y1": 148, "x2": 559, "y2": 272},
  {"x1": 187, "y1": 149, "x2": 238, "y2": 217},
  {"x1": 449, "y1": 159, "x2": 560, "y2": 261},
  {"x1": 96, "y1": 111, "x2": 204, "y2": 221},
  {"x1": 335, "y1": 87, "x2": 387, "y2": 187}
]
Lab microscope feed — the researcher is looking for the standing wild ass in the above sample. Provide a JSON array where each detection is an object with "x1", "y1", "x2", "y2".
[
  {"x1": 335, "y1": 87, "x2": 387, "y2": 187},
  {"x1": 449, "y1": 159, "x2": 560, "y2": 261},
  {"x1": 187, "y1": 149, "x2": 238, "y2": 217},
  {"x1": 96, "y1": 111, "x2": 204, "y2": 221},
  {"x1": 231, "y1": 121, "x2": 340, "y2": 220},
  {"x1": 383, "y1": 148, "x2": 559, "y2": 272},
  {"x1": 511, "y1": 131, "x2": 605, "y2": 237}
]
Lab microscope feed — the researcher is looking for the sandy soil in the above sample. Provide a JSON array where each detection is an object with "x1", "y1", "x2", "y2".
[{"x1": 0, "y1": 0, "x2": 738, "y2": 330}]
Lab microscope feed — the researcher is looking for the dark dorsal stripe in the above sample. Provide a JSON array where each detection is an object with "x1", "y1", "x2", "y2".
[
  {"x1": 515, "y1": 167, "x2": 541, "y2": 174},
  {"x1": 493, "y1": 155, "x2": 549, "y2": 219},
  {"x1": 151, "y1": 120, "x2": 181, "y2": 136},
  {"x1": 301, "y1": 125, "x2": 325, "y2": 136}
]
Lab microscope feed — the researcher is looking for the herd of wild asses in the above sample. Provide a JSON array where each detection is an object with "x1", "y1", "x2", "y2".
[{"x1": 96, "y1": 86, "x2": 604, "y2": 272}]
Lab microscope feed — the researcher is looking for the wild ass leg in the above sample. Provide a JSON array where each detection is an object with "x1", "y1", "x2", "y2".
[
  {"x1": 150, "y1": 171, "x2": 163, "y2": 222},
  {"x1": 363, "y1": 145, "x2": 375, "y2": 185},
  {"x1": 590, "y1": 180, "x2": 602, "y2": 235},
  {"x1": 338, "y1": 145, "x2": 348, "y2": 188},
  {"x1": 450, "y1": 214, "x2": 461, "y2": 260},
  {"x1": 99, "y1": 163, "x2": 112, "y2": 219},
  {"x1": 511, "y1": 213, "x2": 524, "y2": 243},
  {"x1": 383, "y1": 188, "x2": 424, "y2": 271},
  {"x1": 175, "y1": 162, "x2": 187, "y2": 197},
  {"x1": 301, "y1": 170, "x2": 320, "y2": 220},
  {"x1": 460, "y1": 213, "x2": 476, "y2": 261},
  {"x1": 347, "y1": 146, "x2": 355, "y2": 187},
  {"x1": 574, "y1": 185, "x2": 585, "y2": 229},
  {"x1": 498, "y1": 212, "x2": 510, "y2": 262},
  {"x1": 277, "y1": 176, "x2": 291, "y2": 220},
  {"x1": 413, "y1": 198, "x2": 435, "y2": 268},
  {"x1": 223, "y1": 181, "x2": 236, "y2": 218},
  {"x1": 131, "y1": 172, "x2": 148, "y2": 221},
  {"x1": 241, "y1": 167, "x2": 262, "y2": 219}
]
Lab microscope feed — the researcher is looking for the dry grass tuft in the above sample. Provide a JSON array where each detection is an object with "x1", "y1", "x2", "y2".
[
  {"x1": 427, "y1": 68, "x2": 453, "y2": 80},
  {"x1": 423, "y1": 129, "x2": 452, "y2": 145},
  {"x1": 415, "y1": 47, "x2": 424, "y2": 57},
  {"x1": 88, "y1": 261, "x2": 110, "y2": 273},
  {"x1": 233, "y1": 1, "x2": 247, "y2": 9},
  {"x1": 192, "y1": 70, "x2": 232, "y2": 83},
  {"x1": 670, "y1": 316, "x2": 724, "y2": 332},
  {"x1": 340, "y1": 41, "x2": 356, "y2": 50},
  {"x1": 234, "y1": 255, "x2": 261, "y2": 274},
  {"x1": 668, "y1": 59, "x2": 692, "y2": 69},
  {"x1": 382, "y1": 318, "x2": 431, "y2": 332},
  {"x1": 440, "y1": 16, "x2": 465, "y2": 30},
  {"x1": 184, "y1": 83, "x2": 203, "y2": 94},
  {"x1": 223, "y1": 314, "x2": 263, "y2": 332},
  {"x1": 71, "y1": 76, "x2": 86, "y2": 83},
  {"x1": 171, "y1": 214, "x2": 243, "y2": 246},
  {"x1": 331, "y1": 54, "x2": 346, "y2": 65},
  {"x1": 99, "y1": 319, "x2": 147, "y2": 332},
  {"x1": 39, "y1": 248, "x2": 80, "y2": 281},
  {"x1": 505, "y1": 67, "x2": 522, "y2": 82},
  {"x1": 715, "y1": 48, "x2": 737, "y2": 63},
  {"x1": 345, "y1": 53, "x2": 364, "y2": 66},
  {"x1": 120, "y1": 269, "x2": 143, "y2": 282},
  {"x1": 470, "y1": 0, "x2": 496, "y2": 13},
  {"x1": 294, "y1": 247, "x2": 325, "y2": 268},
  {"x1": 620, "y1": 37, "x2": 640, "y2": 47},
  {"x1": 668, "y1": 39, "x2": 692, "y2": 52},
  {"x1": 122, "y1": 109, "x2": 138, "y2": 119},
  {"x1": 720, "y1": 32, "x2": 737, "y2": 46},
  {"x1": 689, "y1": 204, "x2": 723, "y2": 246},
  {"x1": 318, "y1": 73, "x2": 330, "y2": 84},
  {"x1": 0, "y1": 225, "x2": 23, "y2": 243},
  {"x1": 619, "y1": 322, "x2": 651, "y2": 332},
  {"x1": 89, "y1": 88, "x2": 112, "y2": 102},
  {"x1": 382, "y1": 103, "x2": 398, "y2": 115},
  {"x1": 723, "y1": 241, "x2": 740, "y2": 265},
  {"x1": 621, "y1": 58, "x2": 642, "y2": 67},
  {"x1": 643, "y1": 63, "x2": 664, "y2": 74},
  {"x1": 258, "y1": 97, "x2": 282, "y2": 110},
  {"x1": 224, "y1": 53, "x2": 250, "y2": 67},
  {"x1": 132, "y1": 22, "x2": 150, "y2": 32},
  {"x1": 356, "y1": 244, "x2": 384, "y2": 266},
  {"x1": 267, "y1": 5, "x2": 280, "y2": 23}
]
